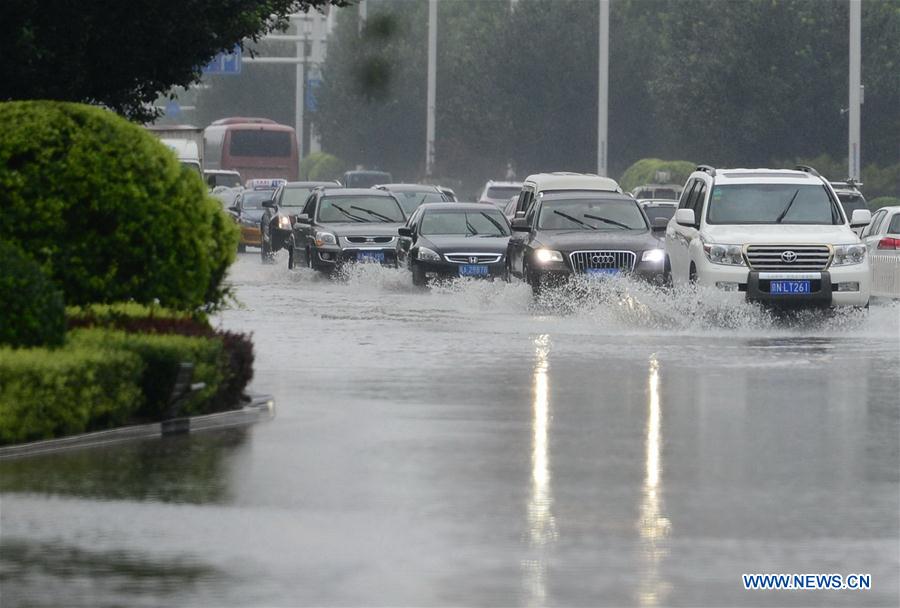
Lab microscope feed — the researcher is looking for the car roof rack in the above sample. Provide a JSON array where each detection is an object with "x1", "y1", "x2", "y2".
[
  {"x1": 695, "y1": 164, "x2": 716, "y2": 177},
  {"x1": 794, "y1": 164, "x2": 822, "y2": 177}
]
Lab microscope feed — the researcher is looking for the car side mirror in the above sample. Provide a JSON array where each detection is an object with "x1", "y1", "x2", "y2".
[
  {"x1": 675, "y1": 208, "x2": 696, "y2": 227},
  {"x1": 295, "y1": 213, "x2": 310, "y2": 224},
  {"x1": 651, "y1": 217, "x2": 669, "y2": 232},
  {"x1": 511, "y1": 218, "x2": 530, "y2": 232},
  {"x1": 228, "y1": 205, "x2": 240, "y2": 213},
  {"x1": 262, "y1": 200, "x2": 277, "y2": 209},
  {"x1": 398, "y1": 227, "x2": 413, "y2": 238},
  {"x1": 850, "y1": 209, "x2": 872, "y2": 228}
]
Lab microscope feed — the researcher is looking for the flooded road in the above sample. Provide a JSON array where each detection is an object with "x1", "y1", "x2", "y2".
[{"x1": 2, "y1": 253, "x2": 899, "y2": 607}]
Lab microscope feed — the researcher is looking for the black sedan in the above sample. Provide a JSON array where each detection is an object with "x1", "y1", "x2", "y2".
[
  {"x1": 398, "y1": 203, "x2": 511, "y2": 287},
  {"x1": 373, "y1": 184, "x2": 452, "y2": 216},
  {"x1": 507, "y1": 192, "x2": 667, "y2": 294},
  {"x1": 260, "y1": 180, "x2": 339, "y2": 263},
  {"x1": 288, "y1": 188, "x2": 406, "y2": 273}
]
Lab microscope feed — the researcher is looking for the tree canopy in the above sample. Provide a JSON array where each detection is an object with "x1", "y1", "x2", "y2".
[{"x1": 0, "y1": 0, "x2": 348, "y2": 123}]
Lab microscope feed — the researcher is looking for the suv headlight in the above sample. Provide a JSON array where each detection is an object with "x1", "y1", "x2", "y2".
[
  {"x1": 314, "y1": 231, "x2": 337, "y2": 247},
  {"x1": 278, "y1": 216, "x2": 292, "y2": 229},
  {"x1": 832, "y1": 244, "x2": 866, "y2": 266},
  {"x1": 703, "y1": 243, "x2": 745, "y2": 266},
  {"x1": 535, "y1": 249, "x2": 564, "y2": 263},
  {"x1": 417, "y1": 246, "x2": 441, "y2": 261},
  {"x1": 641, "y1": 248, "x2": 665, "y2": 263}
]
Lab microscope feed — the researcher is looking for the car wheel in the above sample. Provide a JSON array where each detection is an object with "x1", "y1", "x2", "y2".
[
  {"x1": 287, "y1": 243, "x2": 296, "y2": 269},
  {"x1": 412, "y1": 264, "x2": 427, "y2": 288},
  {"x1": 504, "y1": 259, "x2": 512, "y2": 283},
  {"x1": 689, "y1": 262, "x2": 698, "y2": 284},
  {"x1": 525, "y1": 263, "x2": 542, "y2": 296},
  {"x1": 260, "y1": 225, "x2": 274, "y2": 263},
  {"x1": 662, "y1": 255, "x2": 673, "y2": 287}
]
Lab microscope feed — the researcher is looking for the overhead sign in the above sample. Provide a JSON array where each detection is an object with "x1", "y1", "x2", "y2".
[{"x1": 203, "y1": 46, "x2": 242, "y2": 75}]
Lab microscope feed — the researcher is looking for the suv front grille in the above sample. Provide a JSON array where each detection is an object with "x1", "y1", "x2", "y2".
[
  {"x1": 569, "y1": 250, "x2": 636, "y2": 273},
  {"x1": 345, "y1": 236, "x2": 394, "y2": 244},
  {"x1": 745, "y1": 245, "x2": 831, "y2": 270}
]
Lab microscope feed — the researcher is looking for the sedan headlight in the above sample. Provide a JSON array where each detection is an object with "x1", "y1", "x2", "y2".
[
  {"x1": 417, "y1": 246, "x2": 441, "y2": 261},
  {"x1": 832, "y1": 244, "x2": 866, "y2": 266},
  {"x1": 703, "y1": 243, "x2": 745, "y2": 266},
  {"x1": 641, "y1": 248, "x2": 665, "y2": 263},
  {"x1": 534, "y1": 249, "x2": 563, "y2": 263},
  {"x1": 278, "y1": 216, "x2": 292, "y2": 229},
  {"x1": 314, "y1": 231, "x2": 337, "y2": 247}
]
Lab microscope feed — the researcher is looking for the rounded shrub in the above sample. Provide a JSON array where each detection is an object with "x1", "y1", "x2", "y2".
[
  {"x1": 867, "y1": 196, "x2": 900, "y2": 211},
  {"x1": 0, "y1": 101, "x2": 238, "y2": 310},
  {"x1": 308, "y1": 153, "x2": 346, "y2": 181},
  {"x1": 619, "y1": 158, "x2": 695, "y2": 193},
  {"x1": 0, "y1": 241, "x2": 65, "y2": 347}
]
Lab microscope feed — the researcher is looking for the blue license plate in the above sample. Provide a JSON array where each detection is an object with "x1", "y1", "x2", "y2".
[
  {"x1": 586, "y1": 268, "x2": 619, "y2": 277},
  {"x1": 769, "y1": 280, "x2": 811, "y2": 294},
  {"x1": 357, "y1": 251, "x2": 385, "y2": 263},
  {"x1": 459, "y1": 264, "x2": 489, "y2": 277}
]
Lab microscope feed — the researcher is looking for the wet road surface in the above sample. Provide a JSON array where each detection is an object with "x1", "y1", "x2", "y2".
[{"x1": 2, "y1": 253, "x2": 899, "y2": 606}]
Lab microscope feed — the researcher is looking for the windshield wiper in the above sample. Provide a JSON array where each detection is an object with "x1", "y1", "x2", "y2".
[
  {"x1": 351, "y1": 205, "x2": 394, "y2": 222},
  {"x1": 583, "y1": 213, "x2": 631, "y2": 230},
  {"x1": 478, "y1": 212, "x2": 508, "y2": 235},
  {"x1": 465, "y1": 219, "x2": 479, "y2": 236},
  {"x1": 553, "y1": 209, "x2": 597, "y2": 230},
  {"x1": 775, "y1": 189, "x2": 801, "y2": 223},
  {"x1": 331, "y1": 204, "x2": 367, "y2": 222}
]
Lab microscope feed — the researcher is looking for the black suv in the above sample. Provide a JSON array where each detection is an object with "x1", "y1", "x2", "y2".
[
  {"x1": 508, "y1": 191, "x2": 667, "y2": 294},
  {"x1": 288, "y1": 188, "x2": 406, "y2": 272},
  {"x1": 260, "y1": 181, "x2": 339, "y2": 263}
]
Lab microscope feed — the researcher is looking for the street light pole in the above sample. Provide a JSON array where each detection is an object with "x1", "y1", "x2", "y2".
[
  {"x1": 848, "y1": 0, "x2": 861, "y2": 180},
  {"x1": 294, "y1": 15, "x2": 306, "y2": 159},
  {"x1": 597, "y1": 0, "x2": 609, "y2": 177},
  {"x1": 426, "y1": 0, "x2": 437, "y2": 177}
]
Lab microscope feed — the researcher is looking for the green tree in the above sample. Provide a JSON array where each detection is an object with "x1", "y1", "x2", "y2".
[{"x1": 0, "y1": 0, "x2": 349, "y2": 123}]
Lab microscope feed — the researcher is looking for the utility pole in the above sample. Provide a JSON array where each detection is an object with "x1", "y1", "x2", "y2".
[
  {"x1": 597, "y1": 0, "x2": 609, "y2": 177},
  {"x1": 426, "y1": 0, "x2": 437, "y2": 177},
  {"x1": 295, "y1": 14, "x2": 306, "y2": 157},
  {"x1": 848, "y1": 0, "x2": 861, "y2": 180},
  {"x1": 359, "y1": 0, "x2": 367, "y2": 33},
  {"x1": 309, "y1": 11, "x2": 325, "y2": 154}
]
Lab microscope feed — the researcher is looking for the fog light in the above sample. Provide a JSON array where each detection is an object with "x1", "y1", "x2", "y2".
[
  {"x1": 715, "y1": 281, "x2": 739, "y2": 291},
  {"x1": 321, "y1": 252, "x2": 333, "y2": 261},
  {"x1": 836, "y1": 282, "x2": 859, "y2": 292}
]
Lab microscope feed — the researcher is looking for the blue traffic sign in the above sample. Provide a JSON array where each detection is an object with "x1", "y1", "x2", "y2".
[
  {"x1": 306, "y1": 78, "x2": 322, "y2": 112},
  {"x1": 203, "y1": 46, "x2": 242, "y2": 75},
  {"x1": 164, "y1": 100, "x2": 181, "y2": 117}
]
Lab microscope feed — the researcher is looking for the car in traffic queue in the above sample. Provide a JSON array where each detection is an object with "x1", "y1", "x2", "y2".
[
  {"x1": 397, "y1": 203, "x2": 511, "y2": 286},
  {"x1": 260, "y1": 180, "x2": 340, "y2": 263},
  {"x1": 342, "y1": 170, "x2": 392, "y2": 188},
  {"x1": 287, "y1": 188, "x2": 406, "y2": 273},
  {"x1": 830, "y1": 180, "x2": 868, "y2": 235},
  {"x1": 508, "y1": 191, "x2": 667, "y2": 294},
  {"x1": 860, "y1": 205, "x2": 900, "y2": 298},
  {"x1": 639, "y1": 199, "x2": 678, "y2": 225},
  {"x1": 204, "y1": 169, "x2": 242, "y2": 191},
  {"x1": 373, "y1": 183, "x2": 453, "y2": 216},
  {"x1": 229, "y1": 178, "x2": 287, "y2": 252},
  {"x1": 631, "y1": 183, "x2": 683, "y2": 201},
  {"x1": 665, "y1": 165, "x2": 871, "y2": 308},
  {"x1": 478, "y1": 180, "x2": 524, "y2": 208},
  {"x1": 511, "y1": 172, "x2": 623, "y2": 217}
]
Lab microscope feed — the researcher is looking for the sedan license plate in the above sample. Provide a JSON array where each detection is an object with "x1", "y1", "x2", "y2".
[
  {"x1": 459, "y1": 264, "x2": 489, "y2": 277},
  {"x1": 357, "y1": 251, "x2": 385, "y2": 263},
  {"x1": 586, "y1": 268, "x2": 619, "y2": 277},
  {"x1": 769, "y1": 280, "x2": 811, "y2": 294}
]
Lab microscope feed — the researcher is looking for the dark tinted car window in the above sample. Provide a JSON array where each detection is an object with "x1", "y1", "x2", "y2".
[
  {"x1": 241, "y1": 191, "x2": 274, "y2": 209},
  {"x1": 393, "y1": 191, "x2": 447, "y2": 214},
  {"x1": 420, "y1": 209, "x2": 509, "y2": 237},
  {"x1": 644, "y1": 206, "x2": 676, "y2": 223},
  {"x1": 707, "y1": 184, "x2": 839, "y2": 225},
  {"x1": 229, "y1": 131, "x2": 291, "y2": 157},
  {"x1": 538, "y1": 199, "x2": 647, "y2": 230},
  {"x1": 318, "y1": 196, "x2": 404, "y2": 223},
  {"x1": 888, "y1": 214, "x2": 900, "y2": 235}
]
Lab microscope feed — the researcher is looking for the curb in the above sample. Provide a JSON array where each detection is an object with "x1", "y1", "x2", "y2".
[{"x1": 0, "y1": 394, "x2": 275, "y2": 460}]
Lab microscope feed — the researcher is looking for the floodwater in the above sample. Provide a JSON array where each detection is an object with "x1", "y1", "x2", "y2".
[{"x1": 2, "y1": 253, "x2": 899, "y2": 607}]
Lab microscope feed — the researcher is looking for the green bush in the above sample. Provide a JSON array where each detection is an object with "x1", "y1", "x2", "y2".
[
  {"x1": 868, "y1": 196, "x2": 900, "y2": 211},
  {"x1": 619, "y1": 158, "x2": 695, "y2": 193},
  {"x1": 69, "y1": 329, "x2": 224, "y2": 419},
  {"x1": 302, "y1": 152, "x2": 346, "y2": 181},
  {"x1": 0, "y1": 101, "x2": 238, "y2": 311},
  {"x1": 0, "y1": 346, "x2": 143, "y2": 444},
  {"x1": 0, "y1": 241, "x2": 65, "y2": 347}
]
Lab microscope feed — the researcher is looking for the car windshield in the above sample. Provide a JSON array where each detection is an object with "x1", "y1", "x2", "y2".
[
  {"x1": 210, "y1": 173, "x2": 241, "y2": 188},
  {"x1": 344, "y1": 173, "x2": 391, "y2": 188},
  {"x1": 486, "y1": 186, "x2": 521, "y2": 199},
  {"x1": 644, "y1": 205, "x2": 676, "y2": 223},
  {"x1": 654, "y1": 188, "x2": 679, "y2": 200},
  {"x1": 318, "y1": 196, "x2": 404, "y2": 223},
  {"x1": 280, "y1": 187, "x2": 314, "y2": 207},
  {"x1": 538, "y1": 199, "x2": 647, "y2": 230},
  {"x1": 420, "y1": 209, "x2": 510, "y2": 237},
  {"x1": 241, "y1": 191, "x2": 273, "y2": 209},
  {"x1": 706, "y1": 184, "x2": 841, "y2": 224},
  {"x1": 392, "y1": 191, "x2": 447, "y2": 214}
]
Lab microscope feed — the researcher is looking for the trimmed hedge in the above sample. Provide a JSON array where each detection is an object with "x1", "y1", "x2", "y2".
[
  {"x1": 0, "y1": 101, "x2": 238, "y2": 311},
  {"x1": 0, "y1": 241, "x2": 66, "y2": 347},
  {"x1": 868, "y1": 196, "x2": 900, "y2": 211},
  {"x1": 619, "y1": 158, "x2": 695, "y2": 193},
  {"x1": 0, "y1": 346, "x2": 143, "y2": 444},
  {"x1": 68, "y1": 329, "x2": 224, "y2": 419},
  {"x1": 300, "y1": 152, "x2": 346, "y2": 181}
]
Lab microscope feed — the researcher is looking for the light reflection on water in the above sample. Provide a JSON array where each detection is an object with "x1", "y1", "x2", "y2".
[
  {"x1": 638, "y1": 355, "x2": 672, "y2": 606},
  {"x1": 522, "y1": 333, "x2": 557, "y2": 607}
]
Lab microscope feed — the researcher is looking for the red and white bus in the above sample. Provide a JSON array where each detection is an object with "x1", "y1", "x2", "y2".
[{"x1": 203, "y1": 117, "x2": 299, "y2": 181}]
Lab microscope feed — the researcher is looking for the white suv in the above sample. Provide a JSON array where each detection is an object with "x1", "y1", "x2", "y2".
[{"x1": 665, "y1": 165, "x2": 872, "y2": 307}]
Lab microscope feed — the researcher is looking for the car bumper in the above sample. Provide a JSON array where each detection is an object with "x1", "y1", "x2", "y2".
[
  {"x1": 240, "y1": 225, "x2": 262, "y2": 247},
  {"x1": 416, "y1": 259, "x2": 506, "y2": 279},
  {"x1": 529, "y1": 259, "x2": 666, "y2": 283},
  {"x1": 312, "y1": 246, "x2": 398, "y2": 268},
  {"x1": 694, "y1": 261, "x2": 870, "y2": 307}
]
